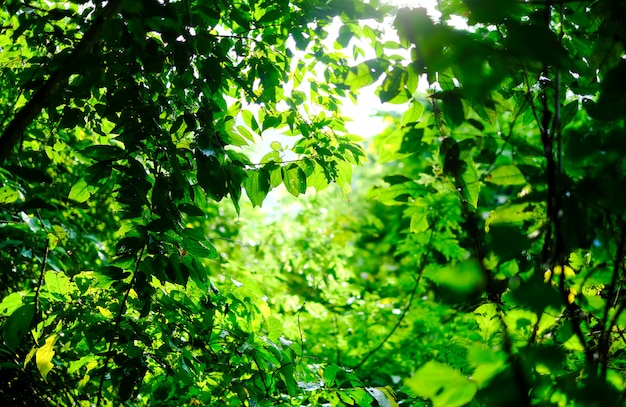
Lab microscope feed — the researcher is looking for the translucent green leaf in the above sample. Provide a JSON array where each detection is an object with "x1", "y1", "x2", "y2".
[
  {"x1": 36, "y1": 334, "x2": 57, "y2": 380},
  {"x1": 47, "y1": 233, "x2": 59, "y2": 251},
  {"x1": 231, "y1": 126, "x2": 252, "y2": 145},
  {"x1": 68, "y1": 179, "x2": 92, "y2": 203},
  {"x1": 366, "y1": 182, "x2": 422, "y2": 205},
  {"x1": 459, "y1": 159, "x2": 479, "y2": 209},
  {"x1": 406, "y1": 360, "x2": 477, "y2": 407},
  {"x1": 0, "y1": 292, "x2": 24, "y2": 317},
  {"x1": 182, "y1": 237, "x2": 219, "y2": 259},
  {"x1": 485, "y1": 203, "x2": 538, "y2": 231},
  {"x1": 409, "y1": 201, "x2": 429, "y2": 233},
  {"x1": 379, "y1": 128, "x2": 413, "y2": 163},
  {"x1": 485, "y1": 165, "x2": 526, "y2": 186},
  {"x1": 379, "y1": 67, "x2": 409, "y2": 104},
  {"x1": 343, "y1": 59, "x2": 389, "y2": 91},
  {"x1": 244, "y1": 169, "x2": 270, "y2": 207},
  {"x1": 474, "y1": 304, "x2": 502, "y2": 342},
  {"x1": 44, "y1": 271, "x2": 71, "y2": 296},
  {"x1": 308, "y1": 163, "x2": 330, "y2": 192},
  {"x1": 282, "y1": 164, "x2": 307, "y2": 197},
  {"x1": 401, "y1": 101, "x2": 424, "y2": 126}
]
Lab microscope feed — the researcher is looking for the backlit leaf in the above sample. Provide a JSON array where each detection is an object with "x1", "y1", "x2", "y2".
[
  {"x1": 68, "y1": 179, "x2": 93, "y2": 203},
  {"x1": 0, "y1": 185, "x2": 19, "y2": 204},
  {"x1": 36, "y1": 334, "x2": 57, "y2": 380},
  {"x1": 244, "y1": 169, "x2": 270, "y2": 207},
  {"x1": 282, "y1": 164, "x2": 307, "y2": 197},
  {"x1": 406, "y1": 361, "x2": 478, "y2": 407},
  {"x1": 485, "y1": 165, "x2": 526, "y2": 186}
]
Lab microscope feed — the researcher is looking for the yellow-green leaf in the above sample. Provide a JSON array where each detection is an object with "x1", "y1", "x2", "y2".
[
  {"x1": 44, "y1": 271, "x2": 71, "y2": 296},
  {"x1": 401, "y1": 100, "x2": 424, "y2": 126},
  {"x1": 406, "y1": 361, "x2": 477, "y2": 407},
  {"x1": 485, "y1": 165, "x2": 526, "y2": 186},
  {"x1": 0, "y1": 185, "x2": 19, "y2": 204},
  {"x1": 36, "y1": 334, "x2": 57, "y2": 380},
  {"x1": 68, "y1": 179, "x2": 92, "y2": 203}
]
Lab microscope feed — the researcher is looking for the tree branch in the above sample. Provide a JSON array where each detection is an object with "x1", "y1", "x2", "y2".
[{"x1": 0, "y1": 0, "x2": 124, "y2": 162}]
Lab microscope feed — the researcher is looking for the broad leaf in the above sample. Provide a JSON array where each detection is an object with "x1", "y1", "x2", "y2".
[{"x1": 406, "y1": 361, "x2": 478, "y2": 407}]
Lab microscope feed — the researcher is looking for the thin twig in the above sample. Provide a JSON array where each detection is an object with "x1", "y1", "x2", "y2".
[
  {"x1": 296, "y1": 276, "x2": 325, "y2": 359},
  {"x1": 33, "y1": 239, "x2": 49, "y2": 315},
  {"x1": 95, "y1": 246, "x2": 144, "y2": 406},
  {"x1": 33, "y1": 210, "x2": 51, "y2": 314},
  {"x1": 351, "y1": 231, "x2": 433, "y2": 370}
]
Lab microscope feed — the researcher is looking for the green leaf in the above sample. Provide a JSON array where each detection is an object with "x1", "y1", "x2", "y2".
[
  {"x1": 459, "y1": 158, "x2": 479, "y2": 209},
  {"x1": 242, "y1": 110, "x2": 259, "y2": 132},
  {"x1": 485, "y1": 165, "x2": 526, "y2": 186},
  {"x1": 80, "y1": 145, "x2": 125, "y2": 161},
  {"x1": 466, "y1": 345, "x2": 508, "y2": 387},
  {"x1": 366, "y1": 182, "x2": 422, "y2": 205},
  {"x1": 44, "y1": 271, "x2": 71, "y2": 296},
  {"x1": 196, "y1": 152, "x2": 228, "y2": 201},
  {"x1": 505, "y1": 22, "x2": 569, "y2": 68},
  {"x1": 406, "y1": 360, "x2": 478, "y2": 407},
  {"x1": 258, "y1": 8, "x2": 282, "y2": 23},
  {"x1": 560, "y1": 100, "x2": 579, "y2": 129},
  {"x1": 178, "y1": 203, "x2": 205, "y2": 217},
  {"x1": 379, "y1": 67, "x2": 409, "y2": 104},
  {"x1": 282, "y1": 164, "x2": 307, "y2": 197},
  {"x1": 0, "y1": 292, "x2": 24, "y2": 317},
  {"x1": 182, "y1": 236, "x2": 219, "y2": 259},
  {"x1": 440, "y1": 92, "x2": 465, "y2": 127},
  {"x1": 474, "y1": 303, "x2": 502, "y2": 343},
  {"x1": 486, "y1": 203, "x2": 539, "y2": 231},
  {"x1": 2, "y1": 303, "x2": 35, "y2": 351},
  {"x1": 409, "y1": 200, "x2": 429, "y2": 233},
  {"x1": 68, "y1": 179, "x2": 93, "y2": 203},
  {"x1": 324, "y1": 364, "x2": 342, "y2": 387},
  {"x1": 401, "y1": 100, "x2": 425, "y2": 126},
  {"x1": 244, "y1": 169, "x2": 270, "y2": 207},
  {"x1": 343, "y1": 59, "x2": 389, "y2": 91}
]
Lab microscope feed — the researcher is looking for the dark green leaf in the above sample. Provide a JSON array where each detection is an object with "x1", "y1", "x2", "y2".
[{"x1": 2, "y1": 303, "x2": 35, "y2": 351}]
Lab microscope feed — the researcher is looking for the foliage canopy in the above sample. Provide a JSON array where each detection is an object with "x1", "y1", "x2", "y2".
[{"x1": 1, "y1": 0, "x2": 626, "y2": 406}]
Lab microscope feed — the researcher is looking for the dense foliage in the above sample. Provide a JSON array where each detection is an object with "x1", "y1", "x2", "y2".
[{"x1": 1, "y1": 0, "x2": 626, "y2": 406}]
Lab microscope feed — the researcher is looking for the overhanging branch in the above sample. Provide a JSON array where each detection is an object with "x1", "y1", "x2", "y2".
[{"x1": 0, "y1": 0, "x2": 124, "y2": 162}]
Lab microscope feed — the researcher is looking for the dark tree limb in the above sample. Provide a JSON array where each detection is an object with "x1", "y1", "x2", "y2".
[{"x1": 0, "y1": 0, "x2": 124, "y2": 162}]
